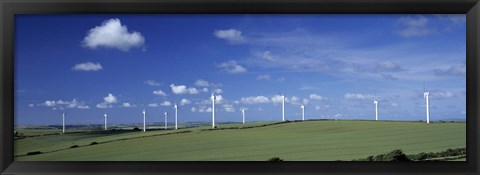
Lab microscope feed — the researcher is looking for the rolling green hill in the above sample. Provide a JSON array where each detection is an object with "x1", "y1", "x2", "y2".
[{"x1": 15, "y1": 120, "x2": 466, "y2": 161}]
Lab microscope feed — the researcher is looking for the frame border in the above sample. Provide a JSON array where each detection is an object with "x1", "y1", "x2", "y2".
[{"x1": 1, "y1": 0, "x2": 479, "y2": 174}]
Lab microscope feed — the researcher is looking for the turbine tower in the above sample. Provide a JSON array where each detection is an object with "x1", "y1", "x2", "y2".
[
  {"x1": 142, "y1": 109, "x2": 146, "y2": 132},
  {"x1": 242, "y1": 108, "x2": 246, "y2": 124},
  {"x1": 62, "y1": 112, "x2": 65, "y2": 134},
  {"x1": 301, "y1": 104, "x2": 305, "y2": 121},
  {"x1": 282, "y1": 95, "x2": 285, "y2": 121},
  {"x1": 374, "y1": 98, "x2": 378, "y2": 121},
  {"x1": 104, "y1": 113, "x2": 108, "y2": 130},
  {"x1": 174, "y1": 104, "x2": 178, "y2": 130},
  {"x1": 424, "y1": 85, "x2": 430, "y2": 124},
  {"x1": 211, "y1": 93, "x2": 216, "y2": 128},
  {"x1": 164, "y1": 112, "x2": 168, "y2": 130}
]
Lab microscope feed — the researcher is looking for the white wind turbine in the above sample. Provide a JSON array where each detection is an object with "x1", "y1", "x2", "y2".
[
  {"x1": 174, "y1": 104, "x2": 178, "y2": 130},
  {"x1": 62, "y1": 112, "x2": 65, "y2": 134},
  {"x1": 211, "y1": 93, "x2": 216, "y2": 128},
  {"x1": 142, "y1": 109, "x2": 146, "y2": 132},
  {"x1": 282, "y1": 95, "x2": 285, "y2": 121},
  {"x1": 164, "y1": 112, "x2": 168, "y2": 130},
  {"x1": 104, "y1": 113, "x2": 108, "y2": 130},
  {"x1": 301, "y1": 104, "x2": 305, "y2": 121},
  {"x1": 241, "y1": 108, "x2": 246, "y2": 124},
  {"x1": 374, "y1": 97, "x2": 379, "y2": 121},
  {"x1": 424, "y1": 85, "x2": 430, "y2": 124}
]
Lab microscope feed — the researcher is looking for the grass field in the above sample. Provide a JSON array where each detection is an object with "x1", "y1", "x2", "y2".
[{"x1": 15, "y1": 120, "x2": 466, "y2": 161}]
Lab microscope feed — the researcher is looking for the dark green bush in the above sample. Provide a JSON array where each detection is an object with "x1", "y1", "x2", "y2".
[
  {"x1": 90, "y1": 142, "x2": 98, "y2": 145},
  {"x1": 70, "y1": 145, "x2": 79, "y2": 148},
  {"x1": 268, "y1": 157, "x2": 283, "y2": 161},
  {"x1": 26, "y1": 151, "x2": 42, "y2": 155}
]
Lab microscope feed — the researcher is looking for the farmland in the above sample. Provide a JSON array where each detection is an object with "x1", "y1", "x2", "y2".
[{"x1": 15, "y1": 120, "x2": 466, "y2": 161}]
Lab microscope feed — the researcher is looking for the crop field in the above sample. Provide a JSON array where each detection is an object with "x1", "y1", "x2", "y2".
[{"x1": 15, "y1": 120, "x2": 466, "y2": 161}]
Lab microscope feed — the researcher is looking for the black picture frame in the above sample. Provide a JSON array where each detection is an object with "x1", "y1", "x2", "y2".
[{"x1": 1, "y1": 0, "x2": 479, "y2": 174}]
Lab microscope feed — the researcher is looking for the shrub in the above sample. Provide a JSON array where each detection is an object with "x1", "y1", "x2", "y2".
[
  {"x1": 383, "y1": 149, "x2": 410, "y2": 161},
  {"x1": 90, "y1": 142, "x2": 98, "y2": 145},
  {"x1": 26, "y1": 151, "x2": 42, "y2": 155},
  {"x1": 133, "y1": 127, "x2": 140, "y2": 131},
  {"x1": 70, "y1": 145, "x2": 79, "y2": 148},
  {"x1": 268, "y1": 157, "x2": 283, "y2": 161}
]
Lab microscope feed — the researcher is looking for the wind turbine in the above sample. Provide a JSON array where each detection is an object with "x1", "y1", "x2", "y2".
[
  {"x1": 374, "y1": 97, "x2": 378, "y2": 121},
  {"x1": 174, "y1": 104, "x2": 178, "y2": 130},
  {"x1": 104, "y1": 113, "x2": 108, "y2": 130},
  {"x1": 241, "y1": 108, "x2": 246, "y2": 124},
  {"x1": 142, "y1": 109, "x2": 146, "y2": 132},
  {"x1": 424, "y1": 84, "x2": 430, "y2": 124},
  {"x1": 62, "y1": 112, "x2": 65, "y2": 134},
  {"x1": 211, "y1": 93, "x2": 216, "y2": 128},
  {"x1": 282, "y1": 95, "x2": 285, "y2": 121},
  {"x1": 164, "y1": 112, "x2": 168, "y2": 130},
  {"x1": 301, "y1": 104, "x2": 305, "y2": 121}
]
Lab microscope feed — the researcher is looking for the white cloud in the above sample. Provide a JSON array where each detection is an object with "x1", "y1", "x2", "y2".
[
  {"x1": 96, "y1": 93, "x2": 117, "y2": 109},
  {"x1": 104, "y1": 93, "x2": 117, "y2": 104},
  {"x1": 302, "y1": 98, "x2": 310, "y2": 105},
  {"x1": 77, "y1": 105, "x2": 90, "y2": 109},
  {"x1": 122, "y1": 102, "x2": 134, "y2": 108},
  {"x1": 260, "y1": 51, "x2": 275, "y2": 61},
  {"x1": 191, "y1": 107, "x2": 197, "y2": 112},
  {"x1": 217, "y1": 60, "x2": 247, "y2": 74},
  {"x1": 83, "y1": 18, "x2": 145, "y2": 51},
  {"x1": 148, "y1": 103, "x2": 159, "y2": 108},
  {"x1": 44, "y1": 100, "x2": 56, "y2": 107},
  {"x1": 28, "y1": 104, "x2": 35, "y2": 107},
  {"x1": 271, "y1": 95, "x2": 286, "y2": 104},
  {"x1": 205, "y1": 107, "x2": 213, "y2": 112},
  {"x1": 397, "y1": 16, "x2": 434, "y2": 37},
  {"x1": 144, "y1": 80, "x2": 161, "y2": 86},
  {"x1": 213, "y1": 88, "x2": 223, "y2": 94},
  {"x1": 256, "y1": 74, "x2": 271, "y2": 81},
  {"x1": 180, "y1": 98, "x2": 191, "y2": 105},
  {"x1": 432, "y1": 91, "x2": 456, "y2": 99},
  {"x1": 309, "y1": 94, "x2": 328, "y2": 101},
  {"x1": 288, "y1": 96, "x2": 300, "y2": 105},
  {"x1": 241, "y1": 96, "x2": 270, "y2": 104},
  {"x1": 160, "y1": 101, "x2": 172, "y2": 106},
  {"x1": 194, "y1": 79, "x2": 210, "y2": 87},
  {"x1": 72, "y1": 62, "x2": 103, "y2": 71},
  {"x1": 223, "y1": 104, "x2": 236, "y2": 112},
  {"x1": 153, "y1": 90, "x2": 167, "y2": 96},
  {"x1": 213, "y1": 29, "x2": 245, "y2": 43},
  {"x1": 170, "y1": 84, "x2": 199, "y2": 95},
  {"x1": 344, "y1": 93, "x2": 373, "y2": 100},
  {"x1": 202, "y1": 88, "x2": 209, "y2": 92}
]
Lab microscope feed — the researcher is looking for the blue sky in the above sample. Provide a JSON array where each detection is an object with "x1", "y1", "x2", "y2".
[{"x1": 14, "y1": 14, "x2": 466, "y2": 125}]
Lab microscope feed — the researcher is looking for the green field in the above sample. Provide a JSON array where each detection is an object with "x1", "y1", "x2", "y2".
[{"x1": 15, "y1": 120, "x2": 466, "y2": 161}]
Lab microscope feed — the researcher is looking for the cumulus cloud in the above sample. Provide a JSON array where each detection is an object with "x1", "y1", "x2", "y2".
[
  {"x1": 271, "y1": 95, "x2": 285, "y2": 104},
  {"x1": 153, "y1": 90, "x2": 167, "y2": 96},
  {"x1": 309, "y1": 94, "x2": 328, "y2": 101},
  {"x1": 180, "y1": 98, "x2": 191, "y2": 105},
  {"x1": 160, "y1": 101, "x2": 172, "y2": 106},
  {"x1": 170, "y1": 84, "x2": 199, "y2": 95},
  {"x1": 240, "y1": 96, "x2": 270, "y2": 104},
  {"x1": 344, "y1": 93, "x2": 373, "y2": 100},
  {"x1": 223, "y1": 104, "x2": 236, "y2": 112},
  {"x1": 191, "y1": 107, "x2": 197, "y2": 112},
  {"x1": 256, "y1": 74, "x2": 271, "y2": 81},
  {"x1": 144, "y1": 80, "x2": 161, "y2": 86},
  {"x1": 96, "y1": 93, "x2": 117, "y2": 108},
  {"x1": 72, "y1": 62, "x2": 102, "y2": 71},
  {"x1": 194, "y1": 79, "x2": 210, "y2": 87},
  {"x1": 83, "y1": 18, "x2": 145, "y2": 51},
  {"x1": 432, "y1": 91, "x2": 456, "y2": 99},
  {"x1": 122, "y1": 102, "x2": 135, "y2": 108},
  {"x1": 433, "y1": 65, "x2": 466, "y2": 76},
  {"x1": 260, "y1": 51, "x2": 275, "y2": 61},
  {"x1": 43, "y1": 99, "x2": 89, "y2": 109},
  {"x1": 397, "y1": 15, "x2": 434, "y2": 37},
  {"x1": 213, "y1": 29, "x2": 245, "y2": 43},
  {"x1": 213, "y1": 88, "x2": 223, "y2": 94},
  {"x1": 217, "y1": 60, "x2": 247, "y2": 74}
]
